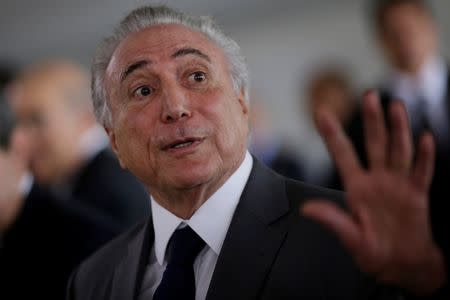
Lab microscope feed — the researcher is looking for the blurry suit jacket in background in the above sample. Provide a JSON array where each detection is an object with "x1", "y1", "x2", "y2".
[{"x1": 0, "y1": 148, "x2": 150, "y2": 300}]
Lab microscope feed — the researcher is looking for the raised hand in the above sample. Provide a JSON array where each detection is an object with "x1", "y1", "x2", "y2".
[{"x1": 302, "y1": 91, "x2": 446, "y2": 295}]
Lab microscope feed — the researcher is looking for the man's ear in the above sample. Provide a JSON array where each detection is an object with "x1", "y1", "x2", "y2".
[
  {"x1": 104, "y1": 126, "x2": 127, "y2": 170},
  {"x1": 237, "y1": 88, "x2": 249, "y2": 116}
]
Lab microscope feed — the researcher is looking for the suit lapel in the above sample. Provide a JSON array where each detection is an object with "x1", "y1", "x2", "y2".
[
  {"x1": 206, "y1": 160, "x2": 291, "y2": 300},
  {"x1": 432, "y1": 64, "x2": 450, "y2": 153},
  {"x1": 110, "y1": 217, "x2": 154, "y2": 300},
  {"x1": 445, "y1": 64, "x2": 450, "y2": 144}
]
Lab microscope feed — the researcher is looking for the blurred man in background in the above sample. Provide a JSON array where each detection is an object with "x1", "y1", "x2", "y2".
[
  {"x1": 373, "y1": 0, "x2": 448, "y2": 142},
  {"x1": 10, "y1": 60, "x2": 150, "y2": 227},
  {"x1": 0, "y1": 89, "x2": 117, "y2": 299},
  {"x1": 0, "y1": 60, "x2": 150, "y2": 299}
]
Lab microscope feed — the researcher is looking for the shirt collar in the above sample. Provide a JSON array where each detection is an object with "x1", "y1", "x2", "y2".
[
  {"x1": 420, "y1": 56, "x2": 447, "y2": 109},
  {"x1": 388, "y1": 56, "x2": 447, "y2": 110},
  {"x1": 150, "y1": 151, "x2": 253, "y2": 266},
  {"x1": 78, "y1": 125, "x2": 109, "y2": 162}
]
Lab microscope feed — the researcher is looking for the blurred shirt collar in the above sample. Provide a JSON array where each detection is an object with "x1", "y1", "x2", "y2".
[
  {"x1": 18, "y1": 171, "x2": 33, "y2": 198},
  {"x1": 389, "y1": 55, "x2": 447, "y2": 110},
  {"x1": 78, "y1": 125, "x2": 109, "y2": 162}
]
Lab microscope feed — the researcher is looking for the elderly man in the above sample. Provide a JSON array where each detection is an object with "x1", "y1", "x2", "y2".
[{"x1": 67, "y1": 5, "x2": 448, "y2": 300}]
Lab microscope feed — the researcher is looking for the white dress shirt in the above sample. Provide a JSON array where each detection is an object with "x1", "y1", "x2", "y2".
[
  {"x1": 388, "y1": 56, "x2": 448, "y2": 143},
  {"x1": 138, "y1": 151, "x2": 253, "y2": 300}
]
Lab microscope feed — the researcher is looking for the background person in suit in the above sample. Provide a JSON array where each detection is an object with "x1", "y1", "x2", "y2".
[
  {"x1": 0, "y1": 60, "x2": 150, "y2": 299},
  {"x1": 370, "y1": 0, "x2": 449, "y2": 145},
  {"x1": 332, "y1": 0, "x2": 450, "y2": 277},
  {"x1": 67, "y1": 5, "x2": 448, "y2": 299},
  {"x1": 10, "y1": 60, "x2": 150, "y2": 228},
  {"x1": 0, "y1": 77, "x2": 119, "y2": 300}
]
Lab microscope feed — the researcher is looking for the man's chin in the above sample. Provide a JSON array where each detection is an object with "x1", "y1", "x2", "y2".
[
  {"x1": 168, "y1": 172, "x2": 213, "y2": 190},
  {"x1": 160, "y1": 156, "x2": 224, "y2": 190}
]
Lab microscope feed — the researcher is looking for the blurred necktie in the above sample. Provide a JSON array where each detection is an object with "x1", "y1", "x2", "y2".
[
  {"x1": 153, "y1": 226, "x2": 205, "y2": 300},
  {"x1": 412, "y1": 95, "x2": 431, "y2": 139}
]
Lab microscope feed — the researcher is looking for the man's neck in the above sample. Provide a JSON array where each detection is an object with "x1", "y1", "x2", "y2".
[
  {"x1": 149, "y1": 151, "x2": 247, "y2": 220},
  {"x1": 393, "y1": 54, "x2": 441, "y2": 78},
  {"x1": 52, "y1": 124, "x2": 108, "y2": 188}
]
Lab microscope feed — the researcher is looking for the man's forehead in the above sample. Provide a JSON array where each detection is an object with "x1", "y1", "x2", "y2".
[
  {"x1": 17, "y1": 76, "x2": 68, "y2": 111},
  {"x1": 385, "y1": 3, "x2": 429, "y2": 20},
  {"x1": 119, "y1": 23, "x2": 214, "y2": 49},
  {"x1": 107, "y1": 24, "x2": 222, "y2": 79}
]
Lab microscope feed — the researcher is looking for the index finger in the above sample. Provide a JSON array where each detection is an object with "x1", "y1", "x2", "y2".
[{"x1": 317, "y1": 108, "x2": 363, "y2": 186}]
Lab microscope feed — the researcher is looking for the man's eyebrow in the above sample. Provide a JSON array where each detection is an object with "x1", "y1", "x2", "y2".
[
  {"x1": 171, "y1": 48, "x2": 211, "y2": 62},
  {"x1": 120, "y1": 60, "x2": 151, "y2": 82}
]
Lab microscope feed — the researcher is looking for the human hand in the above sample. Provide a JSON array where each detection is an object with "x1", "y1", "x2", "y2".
[{"x1": 302, "y1": 91, "x2": 446, "y2": 295}]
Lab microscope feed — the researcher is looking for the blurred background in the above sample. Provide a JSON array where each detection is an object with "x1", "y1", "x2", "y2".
[{"x1": 4, "y1": 0, "x2": 448, "y2": 179}]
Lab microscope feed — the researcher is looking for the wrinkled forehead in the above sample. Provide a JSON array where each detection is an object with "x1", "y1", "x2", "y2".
[{"x1": 106, "y1": 23, "x2": 227, "y2": 83}]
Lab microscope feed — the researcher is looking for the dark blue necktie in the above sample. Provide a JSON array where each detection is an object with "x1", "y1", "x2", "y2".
[
  {"x1": 153, "y1": 226, "x2": 206, "y2": 300},
  {"x1": 416, "y1": 96, "x2": 431, "y2": 133}
]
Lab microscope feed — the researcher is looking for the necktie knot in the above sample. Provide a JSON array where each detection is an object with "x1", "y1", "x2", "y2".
[
  {"x1": 153, "y1": 226, "x2": 205, "y2": 300},
  {"x1": 167, "y1": 226, "x2": 205, "y2": 266}
]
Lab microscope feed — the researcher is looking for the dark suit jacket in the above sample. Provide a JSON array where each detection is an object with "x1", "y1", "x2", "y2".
[
  {"x1": 328, "y1": 66, "x2": 450, "y2": 282},
  {"x1": 71, "y1": 149, "x2": 151, "y2": 229},
  {"x1": 67, "y1": 160, "x2": 400, "y2": 300},
  {"x1": 267, "y1": 147, "x2": 305, "y2": 181},
  {"x1": 0, "y1": 148, "x2": 150, "y2": 300}
]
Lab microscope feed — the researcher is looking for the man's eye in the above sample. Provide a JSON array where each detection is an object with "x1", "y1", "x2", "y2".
[
  {"x1": 189, "y1": 71, "x2": 207, "y2": 83},
  {"x1": 134, "y1": 86, "x2": 153, "y2": 97}
]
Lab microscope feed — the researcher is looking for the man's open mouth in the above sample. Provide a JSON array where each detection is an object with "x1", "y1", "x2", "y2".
[{"x1": 164, "y1": 137, "x2": 203, "y2": 150}]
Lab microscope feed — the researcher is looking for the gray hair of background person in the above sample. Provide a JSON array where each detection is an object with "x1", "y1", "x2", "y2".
[{"x1": 92, "y1": 5, "x2": 250, "y2": 127}]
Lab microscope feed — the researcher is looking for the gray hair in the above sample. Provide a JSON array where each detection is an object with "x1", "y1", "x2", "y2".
[{"x1": 92, "y1": 5, "x2": 250, "y2": 127}]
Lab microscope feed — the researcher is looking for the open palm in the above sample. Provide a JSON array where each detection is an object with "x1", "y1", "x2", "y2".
[{"x1": 302, "y1": 91, "x2": 446, "y2": 295}]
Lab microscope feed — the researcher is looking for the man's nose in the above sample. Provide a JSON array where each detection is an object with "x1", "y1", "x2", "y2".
[{"x1": 160, "y1": 84, "x2": 192, "y2": 123}]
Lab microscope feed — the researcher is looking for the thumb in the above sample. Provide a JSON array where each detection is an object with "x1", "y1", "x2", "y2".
[{"x1": 301, "y1": 200, "x2": 361, "y2": 256}]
